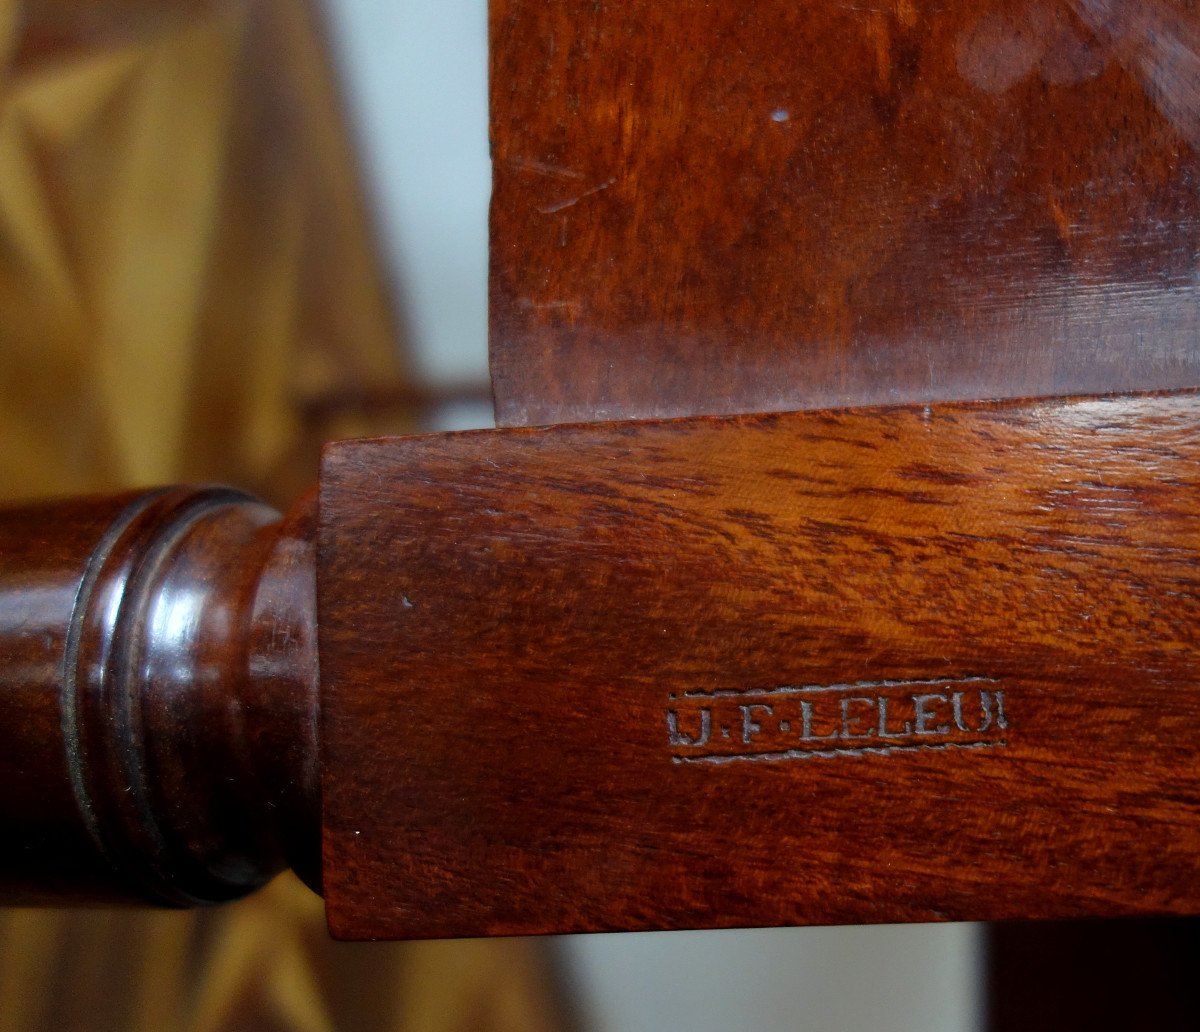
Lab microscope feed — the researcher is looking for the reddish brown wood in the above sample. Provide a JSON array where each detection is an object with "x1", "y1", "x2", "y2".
[
  {"x1": 0, "y1": 487, "x2": 320, "y2": 904},
  {"x1": 320, "y1": 391, "x2": 1200, "y2": 939},
  {"x1": 490, "y1": 0, "x2": 1200, "y2": 426}
]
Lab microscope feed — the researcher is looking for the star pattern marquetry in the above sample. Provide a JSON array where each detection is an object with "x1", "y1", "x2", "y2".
[{"x1": 0, "y1": 0, "x2": 410, "y2": 506}]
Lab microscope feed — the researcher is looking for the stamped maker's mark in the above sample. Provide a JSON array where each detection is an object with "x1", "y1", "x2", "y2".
[{"x1": 667, "y1": 677, "x2": 1008, "y2": 765}]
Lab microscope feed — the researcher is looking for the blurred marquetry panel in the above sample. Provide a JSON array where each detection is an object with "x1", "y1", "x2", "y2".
[
  {"x1": 0, "y1": 874, "x2": 575, "y2": 1032},
  {"x1": 490, "y1": 0, "x2": 1200, "y2": 425},
  {"x1": 0, "y1": 0, "x2": 406, "y2": 506}
]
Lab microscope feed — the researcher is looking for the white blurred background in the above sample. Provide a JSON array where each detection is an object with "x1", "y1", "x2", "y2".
[{"x1": 321, "y1": 2, "x2": 982, "y2": 1028}]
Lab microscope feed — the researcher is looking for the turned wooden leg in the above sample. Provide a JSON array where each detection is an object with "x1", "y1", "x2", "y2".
[{"x1": 0, "y1": 488, "x2": 319, "y2": 905}]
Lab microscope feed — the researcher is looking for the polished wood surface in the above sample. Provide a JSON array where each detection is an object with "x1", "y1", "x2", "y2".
[
  {"x1": 0, "y1": 487, "x2": 319, "y2": 905},
  {"x1": 319, "y1": 391, "x2": 1200, "y2": 939},
  {"x1": 490, "y1": 0, "x2": 1200, "y2": 426}
]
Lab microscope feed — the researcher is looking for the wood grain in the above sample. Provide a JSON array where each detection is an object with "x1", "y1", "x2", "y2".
[
  {"x1": 319, "y1": 391, "x2": 1200, "y2": 939},
  {"x1": 490, "y1": 0, "x2": 1200, "y2": 426}
]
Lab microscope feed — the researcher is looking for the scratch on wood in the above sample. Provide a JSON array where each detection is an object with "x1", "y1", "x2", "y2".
[
  {"x1": 505, "y1": 156, "x2": 585, "y2": 180},
  {"x1": 539, "y1": 178, "x2": 617, "y2": 215}
]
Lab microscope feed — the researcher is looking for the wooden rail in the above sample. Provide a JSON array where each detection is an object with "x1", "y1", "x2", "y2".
[{"x1": 3, "y1": 392, "x2": 1197, "y2": 938}]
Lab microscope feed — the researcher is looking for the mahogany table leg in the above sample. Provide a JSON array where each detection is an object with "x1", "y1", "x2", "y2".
[{"x1": 0, "y1": 488, "x2": 319, "y2": 905}]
